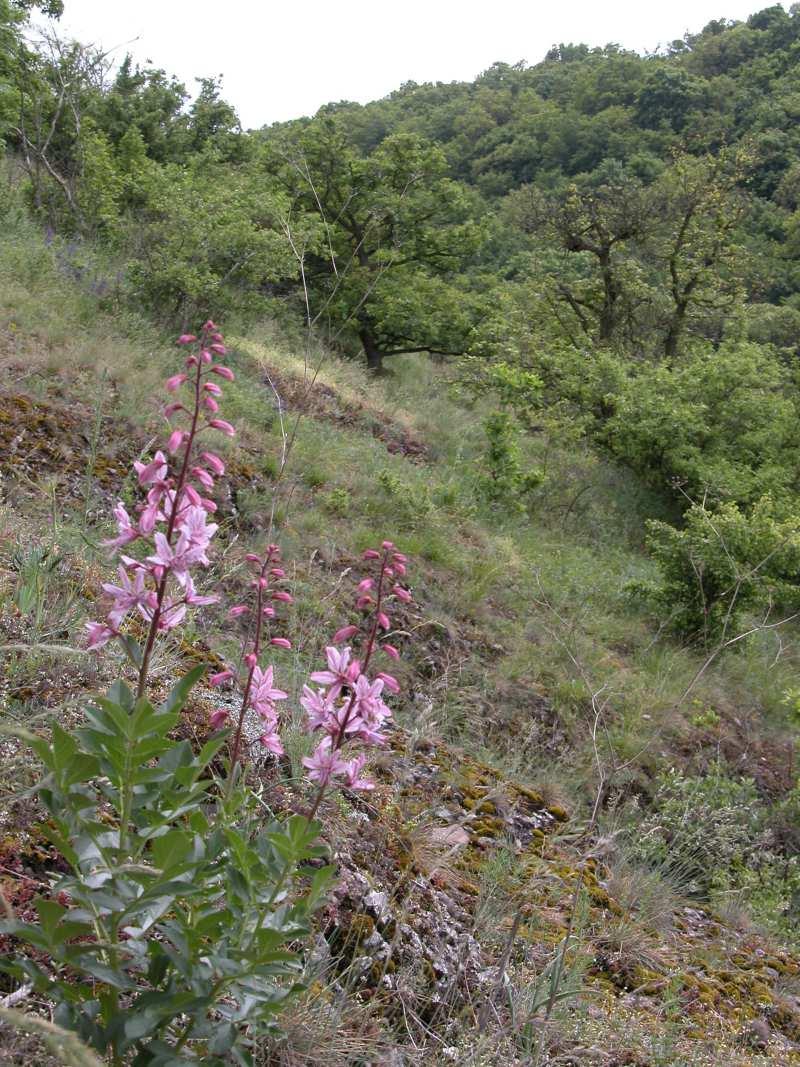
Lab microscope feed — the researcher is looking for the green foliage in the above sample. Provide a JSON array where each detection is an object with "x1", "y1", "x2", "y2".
[
  {"x1": 636, "y1": 497, "x2": 800, "y2": 645},
  {"x1": 606, "y1": 340, "x2": 800, "y2": 506},
  {"x1": 478, "y1": 411, "x2": 542, "y2": 510},
  {"x1": 628, "y1": 767, "x2": 766, "y2": 895},
  {"x1": 0, "y1": 668, "x2": 332, "y2": 1065}
]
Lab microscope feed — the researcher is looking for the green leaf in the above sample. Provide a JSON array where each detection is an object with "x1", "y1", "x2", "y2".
[{"x1": 158, "y1": 663, "x2": 206, "y2": 715}]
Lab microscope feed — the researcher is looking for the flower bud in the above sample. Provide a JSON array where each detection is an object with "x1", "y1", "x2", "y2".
[
  {"x1": 228, "y1": 605, "x2": 249, "y2": 618},
  {"x1": 377, "y1": 671, "x2": 400, "y2": 693},
  {"x1": 393, "y1": 585, "x2": 412, "y2": 603},
  {"x1": 245, "y1": 553, "x2": 262, "y2": 563},
  {"x1": 200, "y1": 451, "x2": 225, "y2": 475},
  {"x1": 270, "y1": 637, "x2": 292, "y2": 650},
  {"x1": 209, "y1": 419, "x2": 236, "y2": 437},
  {"x1": 270, "y1": 567, "x2": 286, "y2": 578},
  {"x1": 356, "y1": 595, "x2": 373, "y2": 610},
  {"x1": 333, "y1": 624, "x2": 359, "y2": 643},
  {"x1": 203, "y1": 396, "x2": 219, "y2": 413},
  {"x1": 362, "y1": 549, "x2": 381, "y2": 560},
  {"x1": 177, "y1": 334, "x2": 197, "y2": 345},
  {"x1": 210, "y1": 708, "x2": 228, "y2": 730},
  {"x1": 377, "y1": 611, "x2": 391, "y2": 630},
  {"x1": 382, "y1": 643, "x2": 400, "y2": 660},
  {"x1": 210, "y1": 670, "x2": 234, "y2": 686},
  {"x1": 167, "y1": 429, "x2": 185, "y2": 454},
  {"x1": 210, "y1": 364, "x2": 234, "y2": 379},
  {"x1": 210, "y1": 343, "x2": 228, "y2": 355},
  {"x1": 382, "y1": 540, "x2": 395, "y2": 550},
  {"x1": 166, "y1": 373, "x2": 187, "y2": 392},
  {"x1": 357, "y1": 578, "x2": 374, "y2": 593},
  {"x1": 203, "y1": 381, "x2": 222, "y2": 396},
  {"x1": 272, "y1": 590, "x2": 293, "y2": 603},
  {"x1": 200, "y1": 349, "x2": 213, "y2": 364},
  {"x1": 244, "y1": 652, "x2": 257, "y2": 669}
]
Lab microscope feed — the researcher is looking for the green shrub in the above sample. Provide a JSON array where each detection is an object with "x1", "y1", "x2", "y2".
[
  {"x1": 606, "y1": 340, "x2": 800, "y2": 507},
  {"x1": 635, "y1": 497, "x2": 800, "y2": 645},
  {"x1": 477, "y1": 411, "x2": 542, "y2": 510}
]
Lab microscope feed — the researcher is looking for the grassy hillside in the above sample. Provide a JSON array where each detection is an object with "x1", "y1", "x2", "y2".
[{"x1": 2, "y1": 205, "x2": 800, "y2": 1064}]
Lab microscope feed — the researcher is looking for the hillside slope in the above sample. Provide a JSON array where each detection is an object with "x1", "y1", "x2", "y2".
[{"x1": 2, "y1": 221, "x2": 800, "y2": 1065}]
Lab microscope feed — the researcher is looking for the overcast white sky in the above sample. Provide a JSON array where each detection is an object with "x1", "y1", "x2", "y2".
[{"x1": 52, "y1": 1, "x2": 783, "y2": 129}]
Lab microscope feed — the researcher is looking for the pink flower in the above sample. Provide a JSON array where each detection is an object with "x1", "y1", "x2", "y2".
[
  {"x1": 343, "y1": 753, "x2": 375, "y2": 791},
  {"x1": 357, "y1": 578, "x2": 374, "y2": 593},
  {"x1": 310, "y1": 646, "x2": 360, "y2": 697},
  {"x1": 102, "y1": 565, "x2": 150, "y2": 628},
  {"x1": 259, "y1": 731, "x2": 284, "y2": 755},
  {"x1": 210, "y1": 363, "x2": 234, "y2": 379},
  {"x1": 204, "y1": 382, "x2": 222, "y2": 396},
  {"x1": 209, "y1": 344, "x2": 228, "y2": 356},
  {"x1": 203, "y1": 396, "x2": 219, "y2": 413},
  {"x1": 183, "y1": 574, "x2": 219, "y2": 607},
  {"x1": 302, "y1": 737, "x2": 348, "y2": 785},
  {"x1": 191, "y1": 466, "x2": 215, "y2": 490},
  {"x1": 270, "y1": 637, "x2": 292, "y2": 650},
  {"x1": 210, "y1": 708, "x2": 229, "y2": 730},
  {"x1": 103, "y1": 502, "x2": 138, "y2": 549},
  {"x1": 393, "y1": 585, "x2": 412, "y2": 603},
  {"x1": 177, "y1": 334, "x2": 197, "y2": 345},
  {"x1": 228, "y1": 605, "x2": 249, "y2": 618},
  {"x1": 249, "y1": 665, "x2": 288, "y2": 720},
  {"x1": 85, "y1": 620, "x2": 116, "y2": 650},
  {"x1": 362, "y1": 549, "x2": 381, "y2": 560},
  {"x1": 272, "y1": 590, "x2": 293, "y2": 603},
  {"x1": 300, "y1": 685, "x2": 337, "y2": 731},
  {"x1": 382, "y1": 643, "x2": 400, "y2": 660},
  {"x1": 210, "y1": 670, "x2": 234, "y2": 686},
  {"x1": 377, "y1": 611, "x2": 391, "y2": 631},
  {"x1": 166, "y1": 373, "x2": 187, "y2": 392},
  {"x1": 134, "y1": 451, "x2": 168, "y2": 487}
]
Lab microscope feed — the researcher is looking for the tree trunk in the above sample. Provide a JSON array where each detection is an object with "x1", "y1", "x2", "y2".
[{"x1": 359, "y1": 329, "x2": 385, "y2": 373}]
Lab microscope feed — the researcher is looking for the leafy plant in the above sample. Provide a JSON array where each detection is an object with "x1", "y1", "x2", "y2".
[{"x1": 1, "y1": 668, "x2": 332, "y2": 1065}]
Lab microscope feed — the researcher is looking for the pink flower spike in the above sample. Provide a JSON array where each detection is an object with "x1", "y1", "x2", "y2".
[
  {"x1": 203, "y1": 381, "x2": 222, "y2": 396},
  {"x1": 393, "y1": 585, "x2": 412, "y2": 603},
  {"x1": 166, "y1": 373, "x2": 188, "y2": 392},
  {"x1": 167, "y1": 429, "x2": 185, "y2": 454},
  {"x1": 333, "y1": 624, "x2": 360, "y2": 644},
  {"x1": 377, "y1": 612, "x2": 391, "y2": 631},
  {"x1": 270, "y1": 637, "x2": 292, "y2": 650},
  {"x1": 357, "y1": 578, "x2": 374, "y2": 593},
  {"x1": 203, "y1": 320, "x2": 217, "y2": 331},
  {"x1": 210, "y1": 363, "x2": 234, "y2": 379},
  {"x1": 377, "y1": 671, "x2": 400, "y2": 694},
  {"x1": 201, "y1": 451, "x2": 225, "y2": 475},
  {"x1": 210, "y1": 708, "x2": 228, "y2": 730},
  {"x1": 210, "y1": 670, "x2": 234, "y2": 686},
  {"x1": 382, "y1": 643, "x2": 400, "y2": 660},
  {"x1": 209, "y1": 343, "x2": 228, "y2": 356},
  {"x1": 362, "y1": 549, "x2": 381, "y2": 560},
  {"x1": 177, "y1": 334, "x2": 197, "y2": 345},
  {"x1": 209, "y1": 418, "x2": 236, "y2": 437},
  {"x1": 228, "y1": 605, "x2": 249, "y2": 618}
]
